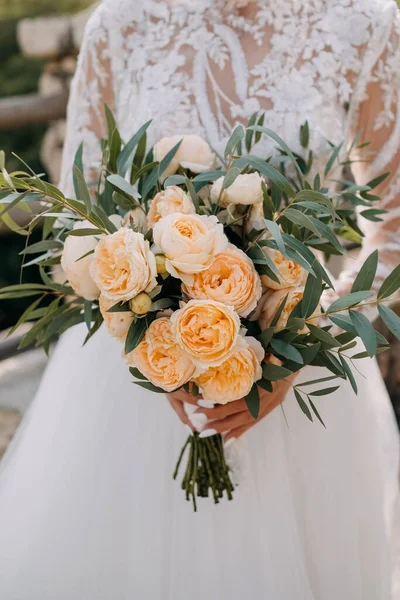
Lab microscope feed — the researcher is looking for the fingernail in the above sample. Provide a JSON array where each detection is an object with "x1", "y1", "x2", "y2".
[
  {"x1": 184, "y1": 403, "x2": 197, "y2": 417},
  {"x1": 223, "y1": 437, "x2": 236, "y2": 449},
  {"x1": 199, "y1": 428, "x2": 217, "y2": 438},
  {"x1": 189, "y1": 413, "x2": 208, "y2": 432},
  {"x1": 197, "y1": 399, "x2": 215, "y2": 409},
  {"x1": 184, "y1": 424, "x2": 193, "y2": 435}
]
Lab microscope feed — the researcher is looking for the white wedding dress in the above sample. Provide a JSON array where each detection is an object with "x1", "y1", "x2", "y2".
[{"x1": 0, "y1": 1, "x2": 400, "y2": 598}]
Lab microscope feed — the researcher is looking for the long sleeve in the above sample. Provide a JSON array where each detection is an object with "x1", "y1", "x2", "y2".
[
  {"x1": 58, "y1": 6, "x2": 114, "y2": 197},
  {"x1": 336, "y1": 6, "x2": 400, "y2": 307}
]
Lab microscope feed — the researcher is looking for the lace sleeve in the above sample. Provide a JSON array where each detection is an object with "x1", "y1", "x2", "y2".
[
  {"x1": 336, "y1": 7, "x2": 400, "y2": 314},
  {"x1": 58, "y1": 6, "x2": 114, "y2": 196}
]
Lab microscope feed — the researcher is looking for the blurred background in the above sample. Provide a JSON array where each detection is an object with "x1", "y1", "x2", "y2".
[
  {"x1": 0, "y1": 0, "x2": 94, "y2": 456},
  {"x1": 0, "y1": 0, "x2": 400, "y2": 461}
]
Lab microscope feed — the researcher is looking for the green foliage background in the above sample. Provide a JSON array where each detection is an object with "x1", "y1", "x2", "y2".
[{"x1": 0, "y1": 1, "x2": 92, "y2": 331}]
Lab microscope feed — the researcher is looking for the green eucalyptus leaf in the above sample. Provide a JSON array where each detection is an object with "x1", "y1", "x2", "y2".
[
  {"x1": 351, "y1": 250, "x2": 378, "y2": 292},
  {"x1": 378, "y1": 264, "x2": 400, "y2": 300},
  {"x1": 244, "y1": 383, "x2": 260, "y2": 419},
  {"x1": 300, "y1": 121, "x2": 309, "y2": 148},
  {"x1": 298, "y1": 342, "x2": 321, "y2": 365},
  {"x1": 309, "y1": 386, "x2": 340, "y2": 396},
  {"x1": 327, "y1": 291, "x2": 371, "y2": 314},
  {"x1": 258, "y1": 327, "x2": 275, "y2": 348},
  {"x1": 124, "y1": 318, "x2": 148, "y2": 354},
  {"x1": 349, "y1": 310, "x2": 377, "y2": 356},
  {"x1": 324, "y1": 142, "x2": 343, "y2": 177},
  {"x1": 270, "y1": 338, "x2": 304, "y2": 364},
  {"x1": 222, "y1": 167, "x2": 242, "y2": 189},
  {"x1": 107, "y1": 174, "x2": 141, "y2": 201},
  {"x1": 72, "y1": 164, "x2": 91, "y2": 214},
  {"x1": 225, "y1": 125, "x2": 245, "y2": 159},
  {"x1": 378, "y1": 304, "x2": 400, "y2": 341},
  {"x1": 339, "y1": 355, "x2": 358, "y2": 394},
  {"x1": 66, "y1": 228, "x2": 105, "y2": 237},
  {"x1": 307, "y1": 324, "x2": 341, "y2": 347},
  {"x1": 301, "y1": 264, "x2": 322, "y2": 318},
  {"x1": 117, "y1": 120, "x2": 152, "y2": 177},
  {"x1": 262, "y1": 363, "x2": 293, "y2": 381},
  {"x1": 247, "y1": 157, "x2": 296, "y2": 197},
  {"x1": 257, "y1": 379, "x2": 273, "y2": 393},
  {"x1": 129, "y1": 367, "x2": 147, "y2": 380},
  {"x1": 134, "y1": 382, "x2": 165, "y2": 393},
  {"x1": 308, "y1": 398, "x2": 326, "y2": 427},
  {"x1": 294, "y1": 389, "x2": 313, "y2": 421}
]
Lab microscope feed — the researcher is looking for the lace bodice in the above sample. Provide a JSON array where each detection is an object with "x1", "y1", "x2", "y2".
[{"x1": 60, "y1": 0, "x2": 400, "y2": 307}]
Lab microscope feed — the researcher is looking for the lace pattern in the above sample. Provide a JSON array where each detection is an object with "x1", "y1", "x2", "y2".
[{"x1": 59, "y1": 0, "x2": 400, "y2": 314}]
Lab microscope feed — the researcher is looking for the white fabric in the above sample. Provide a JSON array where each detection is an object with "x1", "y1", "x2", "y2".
[{"x1": 0, "y1": 1, "x2": 399, "y2": 598}]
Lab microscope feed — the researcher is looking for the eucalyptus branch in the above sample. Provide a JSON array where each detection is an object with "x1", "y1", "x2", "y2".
[{"x1": 306, "y1": 296, "x2": 396, "y2": 323}]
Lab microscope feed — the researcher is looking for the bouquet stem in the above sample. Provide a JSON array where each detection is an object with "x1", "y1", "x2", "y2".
[{"x1": 173, "y1": 433, "x2": 235, "y2": 511}]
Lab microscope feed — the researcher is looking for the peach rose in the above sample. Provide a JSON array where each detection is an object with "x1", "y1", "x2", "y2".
[
  {"x1": 246, "y1": 201, "x2": 266, "y2": 234},
  {"x1": 195, "y1": 336, "x2": 264, "y2": 404},
  {"x1": 153, "y1": 134, "x2": 216, "y2": 180},
  {"x1": 170, "y1": 299, "x2": 241, "y2": 369},
  {"x1": 90, "y1": 227, "x2": 157, "y2": 302},
  {"x1": 60, "y1": 220, "x2": 100, "y2": 301},
  {"x1": 183, "y1": 244, "x2": 262, "y2": 317},
  {"x1": 125, "y1": 317, "x2": 196, "y2": 392},
  {"x1": 261, "y1": 248, "x2": 305, "y2": 290},
  {"x1": 147, "y1": 186, "x2": 196, "y2": 228},
  {"x1": 122, "y1": 207, "x2": 148, "y2": 233},
  {"x1": 256, "y1": 287, "x2": 310, "y2": 332},
  {"x1": 210, "y1": 173, "x2": 263, "y2": 207},
  {"x1": 153, "y1": 213, "x2": 228, "y2": 285},
  {"x1": 99, "y1": 294, "x2": 135, "y2": 341}
]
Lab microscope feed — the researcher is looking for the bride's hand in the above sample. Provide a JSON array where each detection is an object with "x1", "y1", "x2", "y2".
[
  {"x1": 167, "y1": 386, "x2": 202, "y2": 432},
  {"x1": 167, "y1": 375, "x2": 296, "y2": 441}
]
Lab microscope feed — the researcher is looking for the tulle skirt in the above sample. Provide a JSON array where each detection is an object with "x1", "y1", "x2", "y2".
[{"x1": 0, "y1": 323, "x2": 398, "y2": 599}]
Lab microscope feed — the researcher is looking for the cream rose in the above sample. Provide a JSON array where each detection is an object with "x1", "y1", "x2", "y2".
[
  {"x1": 125, "y1": 317, "x2": 196, "y2": 392},
  {"x1": 261, "y1": 248, "x2": 305, "y2": 291},
  {"x1": 210, "y1": 173, "x2": 263, "y2": 207},
  {"x1": 60, "y1": 220, "x2": 100, "y2": 301},
  {"x1": 153, "y1": 213, "x2": 228, "y2": 285},
  {"x1": 153, "y1": 134, "x2": 216, "y2": 180},
  {"x1": 170, "y1": 299, "x2": 241, "y2": 369},
  {"x1": 122, "y1": 207, "x2": 148, "y2": 233},
  {"x1": 183, "y1": 244, "x2": 262, "y2": 317},
  {"x1": 90, "y1": 227, "x2": 157, "y2": 302},
  {"x1": 195, "y1": 336, "x2": 264, "y2": 404},
  {"x1": 99, "y1": 294, "x2": 135, "y2": 341},
  {"x1": 255, "y1": 287, "x2": 306, "y2": 332},
  {"x1": 147, "y1": 186, "x2": 196, "y2": 228}
]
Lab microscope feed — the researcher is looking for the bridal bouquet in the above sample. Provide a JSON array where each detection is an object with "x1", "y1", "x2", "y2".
[{"x1": 1, "y1": 110, "x2": 400, "y2": 510}]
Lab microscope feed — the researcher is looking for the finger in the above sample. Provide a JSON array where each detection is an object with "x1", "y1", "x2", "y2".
[
  {"x1": 202, "y1": 410, "x2": 254, "y2": 435},
  {"x1": 168, "y1": 388, "x2": 202, "y2": 407},
  {"x1": 224, "y1": 423, "x2": 252, "y2": 443},
  {"x1": 167, "y1": 397, "x2": 195, "y2": 432},
  {"x1": 195, "y1": 398, "x2": 248, "y2": 420}
]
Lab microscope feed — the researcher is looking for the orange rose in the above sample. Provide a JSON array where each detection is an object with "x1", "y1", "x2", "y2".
[
  {"x1": 256, "y1": 287, "x2": 304, "y2": 332},
  {"x1": 125, "y1": 317, "x2": 196, "y2": 392},
  {"x1": 261, "y1": 248, "x2": 305, "y2": 290},
  {"x1": 170, "y1": 299, "x2": 241, "y2": 369},
  {"x1": 153, "y1": 213, "x2": 228, "y2": 285},
  {"x1": 147, "y1": 186, "x2": 196, "y2": 228},
  {"x1": 195, "y1": 337, "x2": 264, "y2": 404},
  {"x1": 90, "y1": 227, "x2": 157, "y2": 302},
  {"x1": 153, "y1": 134, "x2": 216, "y2": 180},
  {"x1": 255, "y1": 286, "x2": 319, "y2": 333},
  {"x1": 99, "y1": 294, "x2": 134, "y2": 341},
  {"x1": 183, "y1": 244, "x2": 262, "y2": 317}
]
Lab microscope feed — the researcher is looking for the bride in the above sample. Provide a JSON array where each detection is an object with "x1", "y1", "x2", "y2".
[{"x1": 0, "y1": 0, "x2": 399, "y2": 598}]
